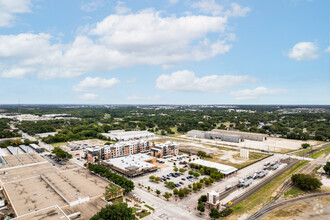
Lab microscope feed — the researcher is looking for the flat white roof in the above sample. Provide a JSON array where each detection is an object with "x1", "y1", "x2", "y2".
[
  {"x1": 102, "y1": 130, "x2": 155, "y2": 140},
  {"x1": 0, "y1": 149, "x2": 6, "y2": 157},
  {"x1": 106, "y1": 153, "x2": 155, "y2": 171},
  {"x1": 208, "y1": 190, "x2": 219, "y2": 197},
  {"x1": 192, "y1": 159, "x2": 237, "y2": 175}
]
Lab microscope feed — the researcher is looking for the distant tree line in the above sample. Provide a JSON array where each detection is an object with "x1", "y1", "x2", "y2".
[{"x1": 0, "y1": 119, "x2": 21, "y2": 138}]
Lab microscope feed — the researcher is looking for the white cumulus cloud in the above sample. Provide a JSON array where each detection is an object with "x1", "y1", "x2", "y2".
[
  {"x1": 77, "y1": 93, "x2": 99, "y2": 100},
  {"x1": 192, "y1": 1, "x2": 250, "y2": 17},
  {"x1": 156, "y1": 70, "x2": 257, "y2": 93},
  {"x1": 230, "y1": 87, "x2": 287, "y2": 100},
  {"x1": 73, "y1": 77, "x2": 120, "y2": 92},
  {"x1": 325, "y1": 46, "x2": 330, "y2": 53},
  {"x1": 81, "y1": 0, "x2": 103, "y2": 12},
  {"x1": 114, "y1": 1, "x2": 131, "y2": 14},
  {"x1": 0, "y1": 0, "x2": 32, "y2": 27},
  {"x1": 287, "y1": 42, "x2": 319, "y2": 61},
  {"x1": 168, "y1": 0, "x2": 179, "y2": 5},
  {"x1": 0, "y1": 8, "x2": 245, "y2": 79}
]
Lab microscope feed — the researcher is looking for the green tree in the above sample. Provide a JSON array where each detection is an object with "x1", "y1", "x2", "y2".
[
  {"x1": 178, "y1": 189, "x2": 185, "y2": 198},
  {"x1": 209, "y1": 208, "x2": 220, "y2": 219},
  {"x1": 193, "y1": 172, "x2": 200, "y2": 178},
  {"x1": 200, "y1": 168, "x2": 205, "y2": 175},
  {"x1": 291, "y1": 174, "x2": 322, "y2": 191},
  {"x1": 163, "y1": 192, "x2": 172, "y2": 201},
  {"x1": 197, "y1": 203, "x2": 205, "y2": 214},
  {"x1": 90, "y1": 203, "x2": 134, "y2": 220},
  {"x1": 198, "y1": 195, "x2": 207, "y2": 203},
  {"x1": 301, "y1": 143, "x2": 311, "y2": 149},
  {"x1": 324, "y1": 162, "x2": 330, "y2": 175},
  {"x1": 173, "y1": 166, "x2": 178, "y2": 172},
  {"x1": 149, "y1": 176, "x2": 156, "y2": 181},
  {"x1": 156, "y1": 189, "x2": 161, "y2": 196},
  {"x1": 179, "y1": 168, "x2": 186, "y2": 173}
]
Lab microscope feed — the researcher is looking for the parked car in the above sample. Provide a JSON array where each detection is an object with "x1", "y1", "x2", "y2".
[{"x1": 181, "y1": 178, "x2": 186, "y2": 181}]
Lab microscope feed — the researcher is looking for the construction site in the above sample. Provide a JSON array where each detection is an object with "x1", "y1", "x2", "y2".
[{"x1": 0, "y1": 152, "x2": 113, "y2": 219}]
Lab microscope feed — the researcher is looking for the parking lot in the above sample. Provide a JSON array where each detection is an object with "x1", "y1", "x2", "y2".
[{"x1": 133, "y1": 154, "x2": 209, "y2": 193}]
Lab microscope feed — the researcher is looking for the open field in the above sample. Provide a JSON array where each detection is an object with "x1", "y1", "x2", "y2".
[
  {"x1": 311, "y1": 144, "x2": 330, "y2": 159},
  {"x1": 155, "y1": 138, "x2": 268, "y2": 169},
  {"x1": 208, "y1": 151, "x2": 269, "y2": 169},
  {"x1": 179, "y1": 135, "x2": 322, "y2": 153},
  {"x1": 262, "y1": 196, "x2": 330, "y2": 220},
  {"x1": 50, "y1": 142, "x2": 67, "y2": 148}
]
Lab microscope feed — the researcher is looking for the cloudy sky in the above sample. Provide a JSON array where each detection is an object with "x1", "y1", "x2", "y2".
[{"x1": 0, "y1": 0, "x2": 328, "y2": 104}]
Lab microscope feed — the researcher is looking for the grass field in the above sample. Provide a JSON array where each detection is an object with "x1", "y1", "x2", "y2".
[
  {"x1": 208, "y1": 152, "x2": 269, "y2": 169},
  {"x1": 294, "y1": 148, "x2": 313, "y2": 156},
  {"x1": 310, "y1": 145, "x2": 330, "y2": 159},
  {"x1": 229, "y1": 160, "x2": 309, "y2": 218},
  {"x1": 50, "y1": 142, "x2": 67, "y2": 147},
  {"x1": 283, "y1": 186, "x2": 305, "y2": 198}
]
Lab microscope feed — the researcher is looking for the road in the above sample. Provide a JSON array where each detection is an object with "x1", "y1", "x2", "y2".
[{"x1": 133, "y1": 187, "x2": 201, "y2": 220}]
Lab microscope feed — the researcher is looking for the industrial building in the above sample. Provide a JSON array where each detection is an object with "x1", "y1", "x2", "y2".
[
  {"x1": 191, "y1": 159, "x2": 237, "y2": 176},
  {"x1": 187, "y1": 130, "x2": 207, "y2": 139},
  {"x1": 101, "y1": 130, "x2": 155, "y2": 141},
  {"x1": 29, "y1": 143, "x2": 44, "y2": 153},
  {"x1": 187, "y1": 130, "x2": 243, "y2": 143},
  {"x1": 19, "y1": 145, "x2": 34, "y2": 153},
  {"x1": 150, "y1": 141, "x2": 179, "y2": 158},
  {"x1": 187, "y1": 129, "x2": 268, "y2": 142},
  {"x1": 211, "y1": 129, "x2": 268, "y2": 141},
  {"x1": 6, "y1": 146, "x2": 22, "y2": 155},
  {"x1": 102, "y1": 153, "x2": 158, "y2": 177},
  {"x1": 86, "y1": 140, "x2": 153, "y2": 163}
]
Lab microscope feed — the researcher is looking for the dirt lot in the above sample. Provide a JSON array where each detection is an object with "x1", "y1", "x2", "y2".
[
  {"x1": 163, "y1": 140, "x2": 268, "y2": 168},
  {"x1": 179, "y1": 135, "x2": 322, "y2": 153},
  {"x1": 262, "y1": 196, "x2": 330, "y2": 220}
]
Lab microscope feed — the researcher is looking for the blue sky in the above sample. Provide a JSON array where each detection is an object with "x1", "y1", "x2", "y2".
[{"x1": 0, "y1": 0, "x2": 329, "y2": 105}]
